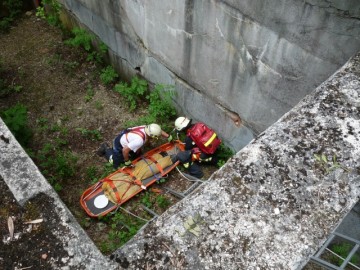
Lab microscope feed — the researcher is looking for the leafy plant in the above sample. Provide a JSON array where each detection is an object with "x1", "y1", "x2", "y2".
[
  {"x1": 146, "y1": 84, "x2": 176, "y2": 127},
  {"x1": 141, "y1": 192, "x2": 153, "y2": 208},
  {"x1": 99, "y1": 211, "x2": 145, "y2": 253},
  {"x1": 64, "y1": 27, "x2": 108, "y2": 63},
  {"x1": 76, "y1": 127, "x2": 102, "y2": 141},
  {"x1": 156, "y1": 195, "x2": 171, "y2": 209},
  {"x1": 86, "y1": 166, "x2": 98, "y2": 184},
  {"x1": 1, "y1": 103, "x2": 32, "y2": 146},
  {"x1": 95, "y1": 100, "x2": 103, "y2": 110},
  {"x1": 36, "y1": 0, "x2": 62, "y2": 27},
  {"x1": 100, "y1": 66, "x2": 119, "y2": 85},
  {"x1": 114, "y1": 76, "x2": 148, "y2": 111},
  {"x1": 329, "y1": 242, "x2": 360, "y2": 266},
  {"x1": 216, "y1": 143, "x2": 234, "y2": 168},
  {"x1": 84, "y1": 85, "x2": 94, "y2": 102},
  {"x1": 314, "y1": 153, "x2": 349, "y2": 174},
  {"x1": 64, "y1": 60, "x2": 79, "y2": 74}
]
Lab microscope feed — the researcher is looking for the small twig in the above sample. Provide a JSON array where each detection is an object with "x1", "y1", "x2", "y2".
[{"x1": 16, "y1": 266, "x2": 32, "y2": 270}]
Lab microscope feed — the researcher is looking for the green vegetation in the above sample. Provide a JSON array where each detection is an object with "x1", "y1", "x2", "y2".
[
  {"x1": 98, "y1": 211, "x2": 146, "y2": 253},
  {"x1": 114, "y1": 76, "x2": 148, "y2": 111},
  {"x1": 0, "y1": 58, "x2": 24, "y2": 97},
  {"x1": 76, "y1": 127, "x2": 102, "y2": 141},
  {"x1": 0, "y1": 0, "x2": 23, "y2": 33},
  {"x1": 84, "y1": 85, "x2": 95, "y2": 102},
  {"x1": 36, "y1": 0, "x2": 62, "y2": 27},
  {"x1": 115, "y1": 78, "x2": 177, "y2": 130},
  {"x1": 141, "y1": 191, "x2": 171, "y2": 210},
  {"x1": 100, "y1": 66, "x2": 119, "y2": 85},
  {"x1": 64, "y1": 27, "x2": 108, "y2": 63},
  {"x1": 1, "y1": 103, "x2": 32, "y2": 146},
  {"x1": 314, "y1": 153, "x2": 349, "y2": 174},
  {"x1": 216, "y1": 143, "x2": 234, "y2": 168},
  {"x1": 329, "y1": 242, "x2": 359, "y2": 266},
  {"x1": 37, "y1": 142, "x2": 77, "y2": 192}
]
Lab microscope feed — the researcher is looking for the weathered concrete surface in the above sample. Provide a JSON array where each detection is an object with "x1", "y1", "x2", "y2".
[
  {"x1": 58, "y1": 0, "x2": 360, "y2": 151},
  {"x1": 112, "y1": 53, "x2": 360, "y2": 269},
  {"x1": 0, "y1": 121, "x2": 118, "y2": 269}
]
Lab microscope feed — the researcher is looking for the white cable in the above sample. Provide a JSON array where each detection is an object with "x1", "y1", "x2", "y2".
[
  {"x1": 117, "y1": 206, "x2": 150, "y2": 222},
  {"x1": 325, "y1": 247, "x2": 360, "y2": 270},
  {"x1": 176, "y1": 166, "x2": 204, "y2": 183}
]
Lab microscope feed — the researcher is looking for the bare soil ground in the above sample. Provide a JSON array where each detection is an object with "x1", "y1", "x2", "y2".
[{"x1": 0, "y1": 12, "x2": 217, "y2": 268}]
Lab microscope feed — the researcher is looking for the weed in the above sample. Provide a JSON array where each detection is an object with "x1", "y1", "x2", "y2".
[
  {"x1": 141, "y1": 192, "x2": 153, "y2": 208},
  {"x1": 146, "y1": 84, "x2": 176, "y2": 128},
  {"x1": 99, "y1": 163, "x2": 116, "y2": 179},
  {"x1": 114, "y1": 76, "x2": 148, "y2": 111},
  {"x1": 1, "y1": 103, "x2": 32, "y2": 146},
  {"x1": 156, "y1": 195, "x2": 171, "y2": 209},
  {"x1": 216, "y1": 143, "x2": 234, "y2": 168},
  {"x1": 95, "y1": 100, "x2": 104, "y2": 110},
  {"x1": 76, "y1": 128, "x2": 102, "y2": 141},
  {"x1": 329, "y1": 242, "x2": 360, "y2": 266},
  {"x1": 46, "y1": 53, "x2": 62, "y2": 66},
  {"x1": 102, "y1": 211, "x2": 145, "y2": 252},
  {"x1": 64, "y1": 27, "x2": 108, "y2": 63},
  {"x1": 36, "y1": 0, "x2": 62, "y2": 27},
  {"x1": 50, "y1": 124, "x2": 68, "y2": 136},
  {"x1": 37, "y1": 141, "x2": 78, "y2": 190},
  {"x1": 64, "y1": 60, "x2": 79, "y2": 74},
  {"x1": 64, "y1": 28, "x2": 93, "y2": 51},
  {"x1": 85, "y1": 85, "x2": 94, "y2": 102},
  {"x1": 314, "y1": 153, "x2": 349, "y2": 174},
  {"x1": 86, "y1": 166, "x2": 98, "y2": 184},
  {"x1": 100, "y1": 66, "x2": 119, "y2": 85}
]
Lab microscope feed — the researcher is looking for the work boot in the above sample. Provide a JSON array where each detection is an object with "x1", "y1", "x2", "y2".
[{"x1": 96, "y1": 142, "x2": 110, "y2": 157}]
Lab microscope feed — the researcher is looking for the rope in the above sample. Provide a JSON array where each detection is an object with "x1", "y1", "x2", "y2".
[
  {"x1": 115, "y1": 206, "x2": 150, "y2": 222},
  {"x1": 175, "y1": 166, "x2": 204, "y2": 183}
]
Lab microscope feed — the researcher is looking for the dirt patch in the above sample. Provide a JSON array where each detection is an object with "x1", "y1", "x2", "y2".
[
  {"x1": 0, "y1": 178, "x2": 69, "y2": 270},
  {"x1": 0, "y1": 11, "x2": 218, "y2": 264}
]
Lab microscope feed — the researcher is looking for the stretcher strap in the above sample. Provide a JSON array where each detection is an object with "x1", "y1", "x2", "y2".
[
  {"x1": 146, "y1": 155, "x2": 164, "y2": 175},
  {"x1": 103, "y1": 176, "x2": 138, "y2": 203},
  {"x1": 125, "y1": 169, "x2": 143, "y2": 186},
  {"x1": 108, "y1": 180, "x2": 122, "y2": 203}
]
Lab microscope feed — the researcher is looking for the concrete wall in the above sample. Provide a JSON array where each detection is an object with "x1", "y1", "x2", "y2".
[{"x1": 59, "y1": 0, "x2": 360, "y2": 151}]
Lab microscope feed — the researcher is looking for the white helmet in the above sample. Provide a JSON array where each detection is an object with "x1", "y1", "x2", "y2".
[
  {"x1": 174, "y1": 116, "x2": 191, "y2": 131},
  {"x1": 145, "y1": 123, "x2": 162, "y2": 137}
]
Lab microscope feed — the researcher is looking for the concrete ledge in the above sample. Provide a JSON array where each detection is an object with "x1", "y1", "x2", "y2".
[
  {"x1": 112, "y1": 52, "x2": 360, "y2": 269},
  {"x1": 0, "y1": 120, "x2": 117, "y2": 269}
]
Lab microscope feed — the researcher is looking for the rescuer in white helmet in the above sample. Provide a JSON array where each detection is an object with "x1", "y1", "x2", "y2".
[
  {"x1": 173, "y1": 116, "x2": 221, "y2": 178},
  {"x1": 97, "y1": 123, "x2": 172, "y2": 169}
]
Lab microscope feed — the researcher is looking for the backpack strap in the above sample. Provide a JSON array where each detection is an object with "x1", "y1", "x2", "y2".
[{"x1": 125, "y1": 127, "x2": 146, "y2": 143}]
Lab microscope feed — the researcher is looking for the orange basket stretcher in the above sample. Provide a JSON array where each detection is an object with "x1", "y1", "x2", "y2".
[{"x1": 80, "y1": 140, "x2": 184, "y2": 217}]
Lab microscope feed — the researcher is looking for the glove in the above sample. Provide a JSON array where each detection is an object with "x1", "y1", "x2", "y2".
[
  {"x1": 124, "y1": 160, "x2": 132, "y2": 167},
  {"x1": 167, "y1": 134, "x2": 173, "y2": 142}
]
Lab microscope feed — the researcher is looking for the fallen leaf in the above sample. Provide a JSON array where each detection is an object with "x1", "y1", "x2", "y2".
[
  {"x1": 24, "y1": 219, "x2": 43, "y2": 224},
  {"x1": 8, "y1": 216, "x2": 14, "y2": 240}
]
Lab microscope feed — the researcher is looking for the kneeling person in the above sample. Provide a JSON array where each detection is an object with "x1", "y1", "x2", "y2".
[{"x1": 97, "y1": 123, "x2": 172, "y2": 169}]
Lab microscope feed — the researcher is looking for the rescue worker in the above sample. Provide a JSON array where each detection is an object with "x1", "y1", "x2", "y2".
[
  {"x1": 174, "y1": 116, "x2": 219, "y2": 178},
  {"x1": 97, "y1": 123, "x2": 173, "y2": 169}
]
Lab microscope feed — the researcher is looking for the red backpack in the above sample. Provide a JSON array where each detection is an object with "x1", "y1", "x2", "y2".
[{"x1": 187, "y1": 122, "x2": 221, "y2": 154}]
